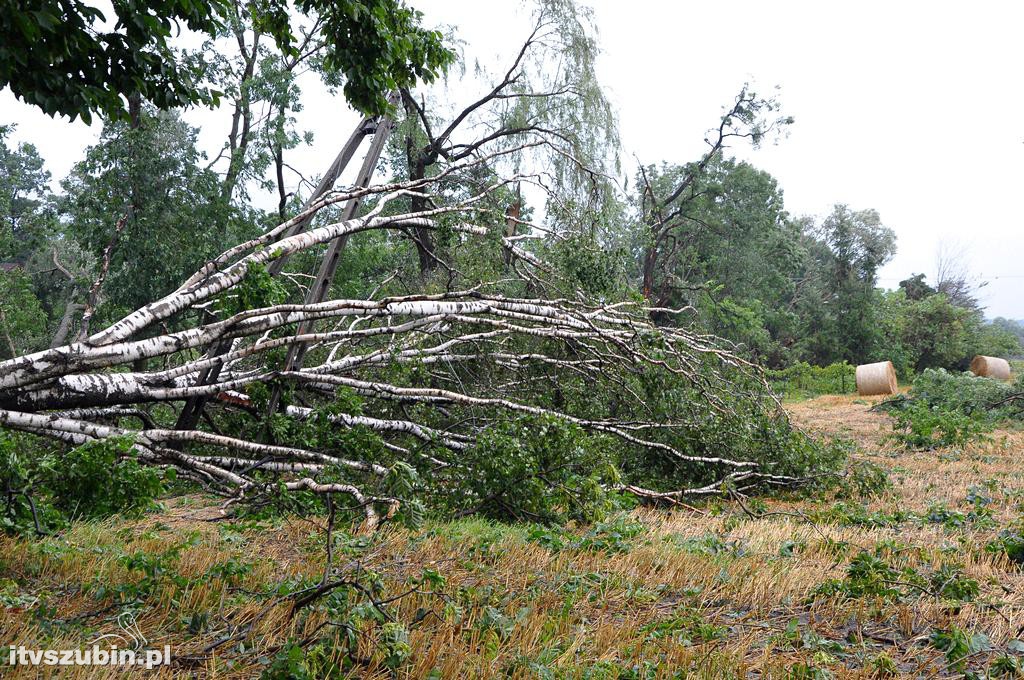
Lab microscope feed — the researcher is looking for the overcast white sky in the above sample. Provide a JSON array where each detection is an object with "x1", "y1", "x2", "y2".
[{"x1": 3, "y1": 0, "x2": 1022, "y2": 318}]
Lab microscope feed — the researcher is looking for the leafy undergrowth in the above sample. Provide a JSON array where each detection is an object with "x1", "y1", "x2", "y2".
[
  {"x1": 880, "y1": 369, "x2": 1024, "y2": 451},
  {"x1": 2, "y1": 395, "x2": 1024, "y2": 678}
]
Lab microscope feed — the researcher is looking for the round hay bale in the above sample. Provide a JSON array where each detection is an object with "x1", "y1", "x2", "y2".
[
  {"x1": 969, "y1": 355, "x2": 1011, "y2": 380},
  {"x1": 855, "y1": 361, "x2": 898, "y2": 396}
]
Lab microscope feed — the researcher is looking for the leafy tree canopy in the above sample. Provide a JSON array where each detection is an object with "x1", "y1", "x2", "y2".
[
  {"x1": 0, "y1": 125, "x2": 54, "y2": 261},
  {"x1": 0, "y1": 0, "x2": 453, "y2": 123},
  {"x1": 60, "y1": 108, "x2": 241, "y2": 318}
]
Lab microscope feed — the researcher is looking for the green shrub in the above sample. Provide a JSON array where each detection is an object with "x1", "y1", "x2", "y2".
[
  {"x1": 835, "y1": 460, "x2": 892, "y2": 498},
  {"x1": 526, "y1": 514, "x2": 646, "y2": 554},
  {"x1": 0, "y1": 433, "x2": 63, "y2": 535},
  {"x1": 990, "y1": 653, "x2": 1024, "y2": 677},
  {"x1": 925, "y1": 502, "x2": 994, "y2": 531},
  {"x1": 987, "y1": 520, "x2": 1024, "y2": 566},
  {"x1": 929, "y1": 563, "x2": 979, "y2": 601},
  {"x1": 814, "y1": 552, "x2": 909, "y2": 600},
  {"x1": 903, "y1": 369, "x2": 1022, "y2": 421},
  {"x1": 0, "y1": 433, "x2": 165, "y2": 534},
  {"x1": 672, "y1": 532, "x2": 746, "y2": 558},
  {"x1": 379, "y1": 622, "x2": 412, "y2": 669},
  {"x1": 930, "y1": 627, "x2": 990, "y2": 672},
  {"x1": 767, "y1": 361, "x2": 856, "y2": 399},
  {"x1": 785, "y1": 662, "x2": 835, "y2": 680},
  {"x1": 260, "y1": 643, "x2": 313, "y2": 680},
  {"x1": 639, "y1": 610, "x2": 725, "y2": 645},
  {"x1": 814, "y1": 551, "x2": 976, "y2": 602},
  {"x1": 868, "y1": 652, "x2": 899, "y2": 677},
  {"x1": 883, "y1": 369, "x2": 1024, "y2": 450},
  {"x1": 48, "y1": 437, "x2": 164, "y2": 519},
  {"x1": 813, "y1": 502, "x2": 909, "y2": 529},
  {"x1": 890, "y1": 400, "x2": 988, "y2": 450},
  {"x1": 445, "y1": 415, "x2": 618, "y2": 524}
]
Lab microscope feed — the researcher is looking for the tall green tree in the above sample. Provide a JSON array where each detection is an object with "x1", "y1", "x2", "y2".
[
  {"x1": 393, "y1": 0, "x2": 620, "y2": 276},
  {"x1": 989, "y1": 318, "x2": 1024, "y2": 350},
  {"x1": 0, "y1": 268, "x2": 48, "y2": 359},
  {"x1": 891, "y1": 291, "x2": 976, "y2": 372},
  {"x1": 0, "y1": 125, "x2": 54, "y2": 262},
  {"x1": 631, "y1": 155, "x2": 804, "y2": 363},
  {"x1": 0, "y1": 126, "x2": 76, "y2": 351},
  {"x1": 796, "y1": 204, "x2": 896, "y2": 364},
  {"x1": 637, "y1": 85, "x2": 792, "y2": 308},
  {"x1": 61, "y1": 109, "x2": 239, "y2": 322},
  {"x1": 977, "y1": 319, "x2": 1023, "y2": 358},
  {"x1": 878, "y1": 282, "x2": 1021, "y2": 375},
  {"x1": 898, "y1": 273, "x2": 934, "y2": 301},
  {"x1": 204, "y1": 3, "x2": 327, "y2": 206}
]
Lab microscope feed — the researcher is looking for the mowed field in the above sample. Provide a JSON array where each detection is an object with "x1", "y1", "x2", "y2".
[{"x1": 2, "y1": 395, "x2": 1024, "y2": 678}]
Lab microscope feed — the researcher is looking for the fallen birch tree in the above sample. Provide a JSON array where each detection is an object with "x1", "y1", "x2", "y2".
[{"x1": 0, "y1": 142, "x2": 843, "y2": 529}]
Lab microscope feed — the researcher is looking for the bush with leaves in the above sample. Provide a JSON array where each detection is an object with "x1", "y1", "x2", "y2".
[
  {"x1": 443, "y1": 414, "x2": 619, "y2": 524},
  {"x1": 814, "y1": 552, "x2": 909, "y2": 601},
  {"x1": 881, "y1": 369, "x2": 1024, "y2": 450},
  {"x1": 876, "y1": 288, "x2": 1020, "y2": 375},
  {"x1": 260, "y1": 643, "x2": 313, "y2": 680},
  {"x1": 0, "y1": 433, "x2": 63, "y2": 535},
  {"x1": 48, "y1": 437, "x2": 166, "y2": 520},
  {"x1": 889, "y1": 400, "x2": 989, "y2": 450},
  {"x1": 0, "y1": 433, "x2": 166, "y2": 535},
  {"x1": 835, "y1": 460, "x2": 892, "y2": 499},
  {"x1": 902, "y1": 369, "x2": 1022, "y2": 421},
  {"x1": 930, "y1": 627, "x2": 991, "y2": 673},
  {"x1": 767, "y1": 361, "x2": 856, "y2": 399},
  {"x1": 814, "y1": 550, "x2": 977, "y2": 603},
  {"x1": 526, "y1": 513, "x2": 646, "y2": 553}
]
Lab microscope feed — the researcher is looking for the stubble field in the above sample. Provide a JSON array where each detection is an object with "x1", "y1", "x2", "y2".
[{"x1": 2, "y1": 394, "x2": 1023, "y2": 678}]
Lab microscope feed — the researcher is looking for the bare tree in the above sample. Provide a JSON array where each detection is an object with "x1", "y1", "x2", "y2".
[
  {"x1": 935, "y1": 240, "x2": 986, "y2": 311},
  {"x1": 396, "y1": 1, "x2": 618, "y2": 274}
]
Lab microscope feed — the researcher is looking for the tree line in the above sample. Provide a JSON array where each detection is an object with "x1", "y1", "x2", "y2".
[{"x1": 2, "y1": 91, "x2": 1017, "y2": 375}]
